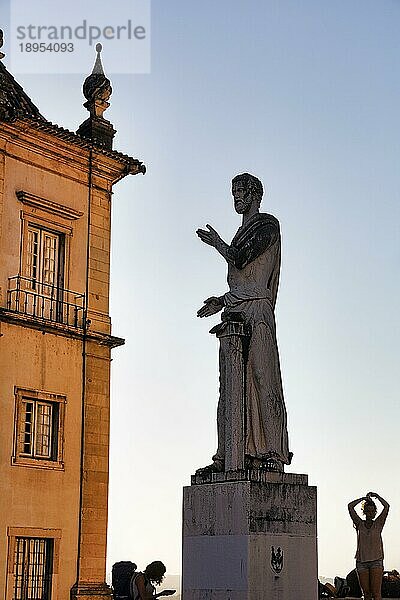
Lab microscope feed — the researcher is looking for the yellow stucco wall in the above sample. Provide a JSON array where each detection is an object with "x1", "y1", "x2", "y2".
[
  {"x1": 0, "y1": 324, "x2": 83, "y2": 599},
  {"x1": 0, "y1": 126, "x2": 89, "y2": 599},
  {"x1": 0, "y1": 117, "x2": 133, "y2": 599}
]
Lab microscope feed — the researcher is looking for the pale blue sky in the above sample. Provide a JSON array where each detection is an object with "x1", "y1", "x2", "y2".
[{"x1": 2, "y1": 0, "x2": 400, "y2": 581}]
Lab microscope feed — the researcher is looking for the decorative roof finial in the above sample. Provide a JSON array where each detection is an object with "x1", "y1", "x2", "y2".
[
  {"x1": 82, "y1": 42, "x2": 112, "y2": 119},
  {"x1": 77, "y1": 44, "x2": 116, "y2": 149},
  {"x1": 0, "y1": 29, "x2": 5, "y2": 60}
]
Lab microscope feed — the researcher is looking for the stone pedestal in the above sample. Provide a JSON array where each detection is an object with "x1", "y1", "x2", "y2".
[{"x1": 182, "y1": 470, "x2": 318, "y2": 600}]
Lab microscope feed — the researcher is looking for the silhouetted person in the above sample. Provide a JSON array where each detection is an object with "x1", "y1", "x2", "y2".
[
  {"x1": 348, "y1": 492, "x2": 390, "y2": 600},
  {"x1": 130, "y1": 562, "x2": 175, "y2": 599}
]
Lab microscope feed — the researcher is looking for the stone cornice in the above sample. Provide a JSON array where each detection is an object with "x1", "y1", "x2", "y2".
[
  {"x1": 0, "y1": 118, "x2": 145, "y2": 187},
  {"x1": 16, "y1": 190, "x2": 84, "y2": 221},
  {"x1": 17, "y1": 114, "x2": 146, "y2": 175},
  {"x1": 0, "y1": 309, "x2": 125, "y2": 349}
]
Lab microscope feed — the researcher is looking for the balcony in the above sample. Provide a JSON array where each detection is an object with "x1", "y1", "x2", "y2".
[{"x1": 6, "y1": 275, "x2": 85, "y2": 329}]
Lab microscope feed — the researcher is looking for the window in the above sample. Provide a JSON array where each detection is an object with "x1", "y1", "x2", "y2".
[
  {"x1": 8, "y1": 218, "x2": 85, "y2": 327},
  {"x1": 13, "y1": 388, "x2": 66, "y2": 469},
  {"x1": 22, "y1": 224, "x2": 65, "y2": 322},
  {"x1": 25, "y1": 225, "x2": 63, "y2": 295},
  {"x1": 6, "y1": 195, "x2": 86, "y2": 328},
  {"x1": 6, "y1": 528, "x2": 61, "y2": 600},
  {"x1": 13, "y1": 538, "x2": 53, "y2": 600},
  {"x1": 20, "y1": 400, "x2": 58, "y2": 460}
]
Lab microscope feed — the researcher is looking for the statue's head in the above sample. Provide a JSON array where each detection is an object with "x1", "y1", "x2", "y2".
[{"x1": 231, "y1": 173, "x2": 263, "y2": 214}]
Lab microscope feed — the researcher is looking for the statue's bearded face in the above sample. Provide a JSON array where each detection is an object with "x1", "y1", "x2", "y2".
[{"x1": 232, "y1": 180, "x2": 253, "y2": 214}]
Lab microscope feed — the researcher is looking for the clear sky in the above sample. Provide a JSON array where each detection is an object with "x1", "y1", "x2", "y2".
[{"x1": 2, "y1": 0, "x2": 400, "y2": 581}]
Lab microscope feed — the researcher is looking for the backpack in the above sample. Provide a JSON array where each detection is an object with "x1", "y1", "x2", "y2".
[
  {"x1": 334, "y1": 576, "x2": 350, "y2": 598},
  {"x1": 112, "y1": 561, "x2": 137, "y2": 599}
]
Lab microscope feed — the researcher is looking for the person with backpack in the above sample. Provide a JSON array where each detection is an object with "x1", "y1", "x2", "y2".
[
  {"x1": 130, "y1": 561, "x2": 175, "y2": 600},
  {"x1": 348, "y1": 491, "x2": 390, "y2": 600}
]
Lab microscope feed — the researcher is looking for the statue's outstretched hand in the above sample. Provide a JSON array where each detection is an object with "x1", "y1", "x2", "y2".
[
  {"x1": 196, "y1": 224, "x2": 223, "y2": 248},
  {"x1": 197, "y1": 296, "x2": 224, "y2": 318}
]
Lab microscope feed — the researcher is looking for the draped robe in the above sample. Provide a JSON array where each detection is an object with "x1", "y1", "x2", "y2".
[{"x1": 214, "y1": 212, "x2": 291, "y2": 466}]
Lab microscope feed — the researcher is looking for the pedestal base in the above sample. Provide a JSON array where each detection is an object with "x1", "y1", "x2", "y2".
[
  {"x1": 182, "y1": 470, "x2": 317, "y2": 600},
  {"x1": 70, "y1": 582, "x2": 113, "y2": 600}
]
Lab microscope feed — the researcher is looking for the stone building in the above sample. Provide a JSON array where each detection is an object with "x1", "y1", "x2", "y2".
[{"x1": 0, "y1": 38, "x2": 145, "y2": 600}]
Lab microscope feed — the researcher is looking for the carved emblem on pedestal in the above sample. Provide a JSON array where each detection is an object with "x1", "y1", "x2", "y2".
[{"x1": 270, "y1": 546, "x2": 284, "y2": 574}]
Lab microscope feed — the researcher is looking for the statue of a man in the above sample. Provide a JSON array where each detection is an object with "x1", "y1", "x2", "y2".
[{"x1": 197, "y1": 173, "x2": 292, "y2": 472}]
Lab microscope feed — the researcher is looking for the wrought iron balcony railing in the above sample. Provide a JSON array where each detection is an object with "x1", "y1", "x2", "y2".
[{"x1": 6, "y1": 275, "x2": 85, "y2": 329}]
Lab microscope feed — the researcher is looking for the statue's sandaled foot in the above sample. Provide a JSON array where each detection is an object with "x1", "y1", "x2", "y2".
[
  {"x1": 246, "y1": 454, "x2": 286, "y2": 472},
  {"x1": 195, "y1": 459, "x2": 224, "y2": 475},
  {"x1": 261, "y1": 458, "x2": 283, "y2": 472}
]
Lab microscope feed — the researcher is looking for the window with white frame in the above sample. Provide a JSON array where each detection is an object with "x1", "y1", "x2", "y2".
[
  {"x1": 24, "y1": 224, "x2": 64, "y2": 295},
  {"x1": 8, "y1": 192, "x2": 86, "y2": 327},
  {"x1": 20, "y1": 399, "x2": 57, "y2": 459},
  {"x1": 13, "y1": 388, "x2": 66, "y2": 468}
]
